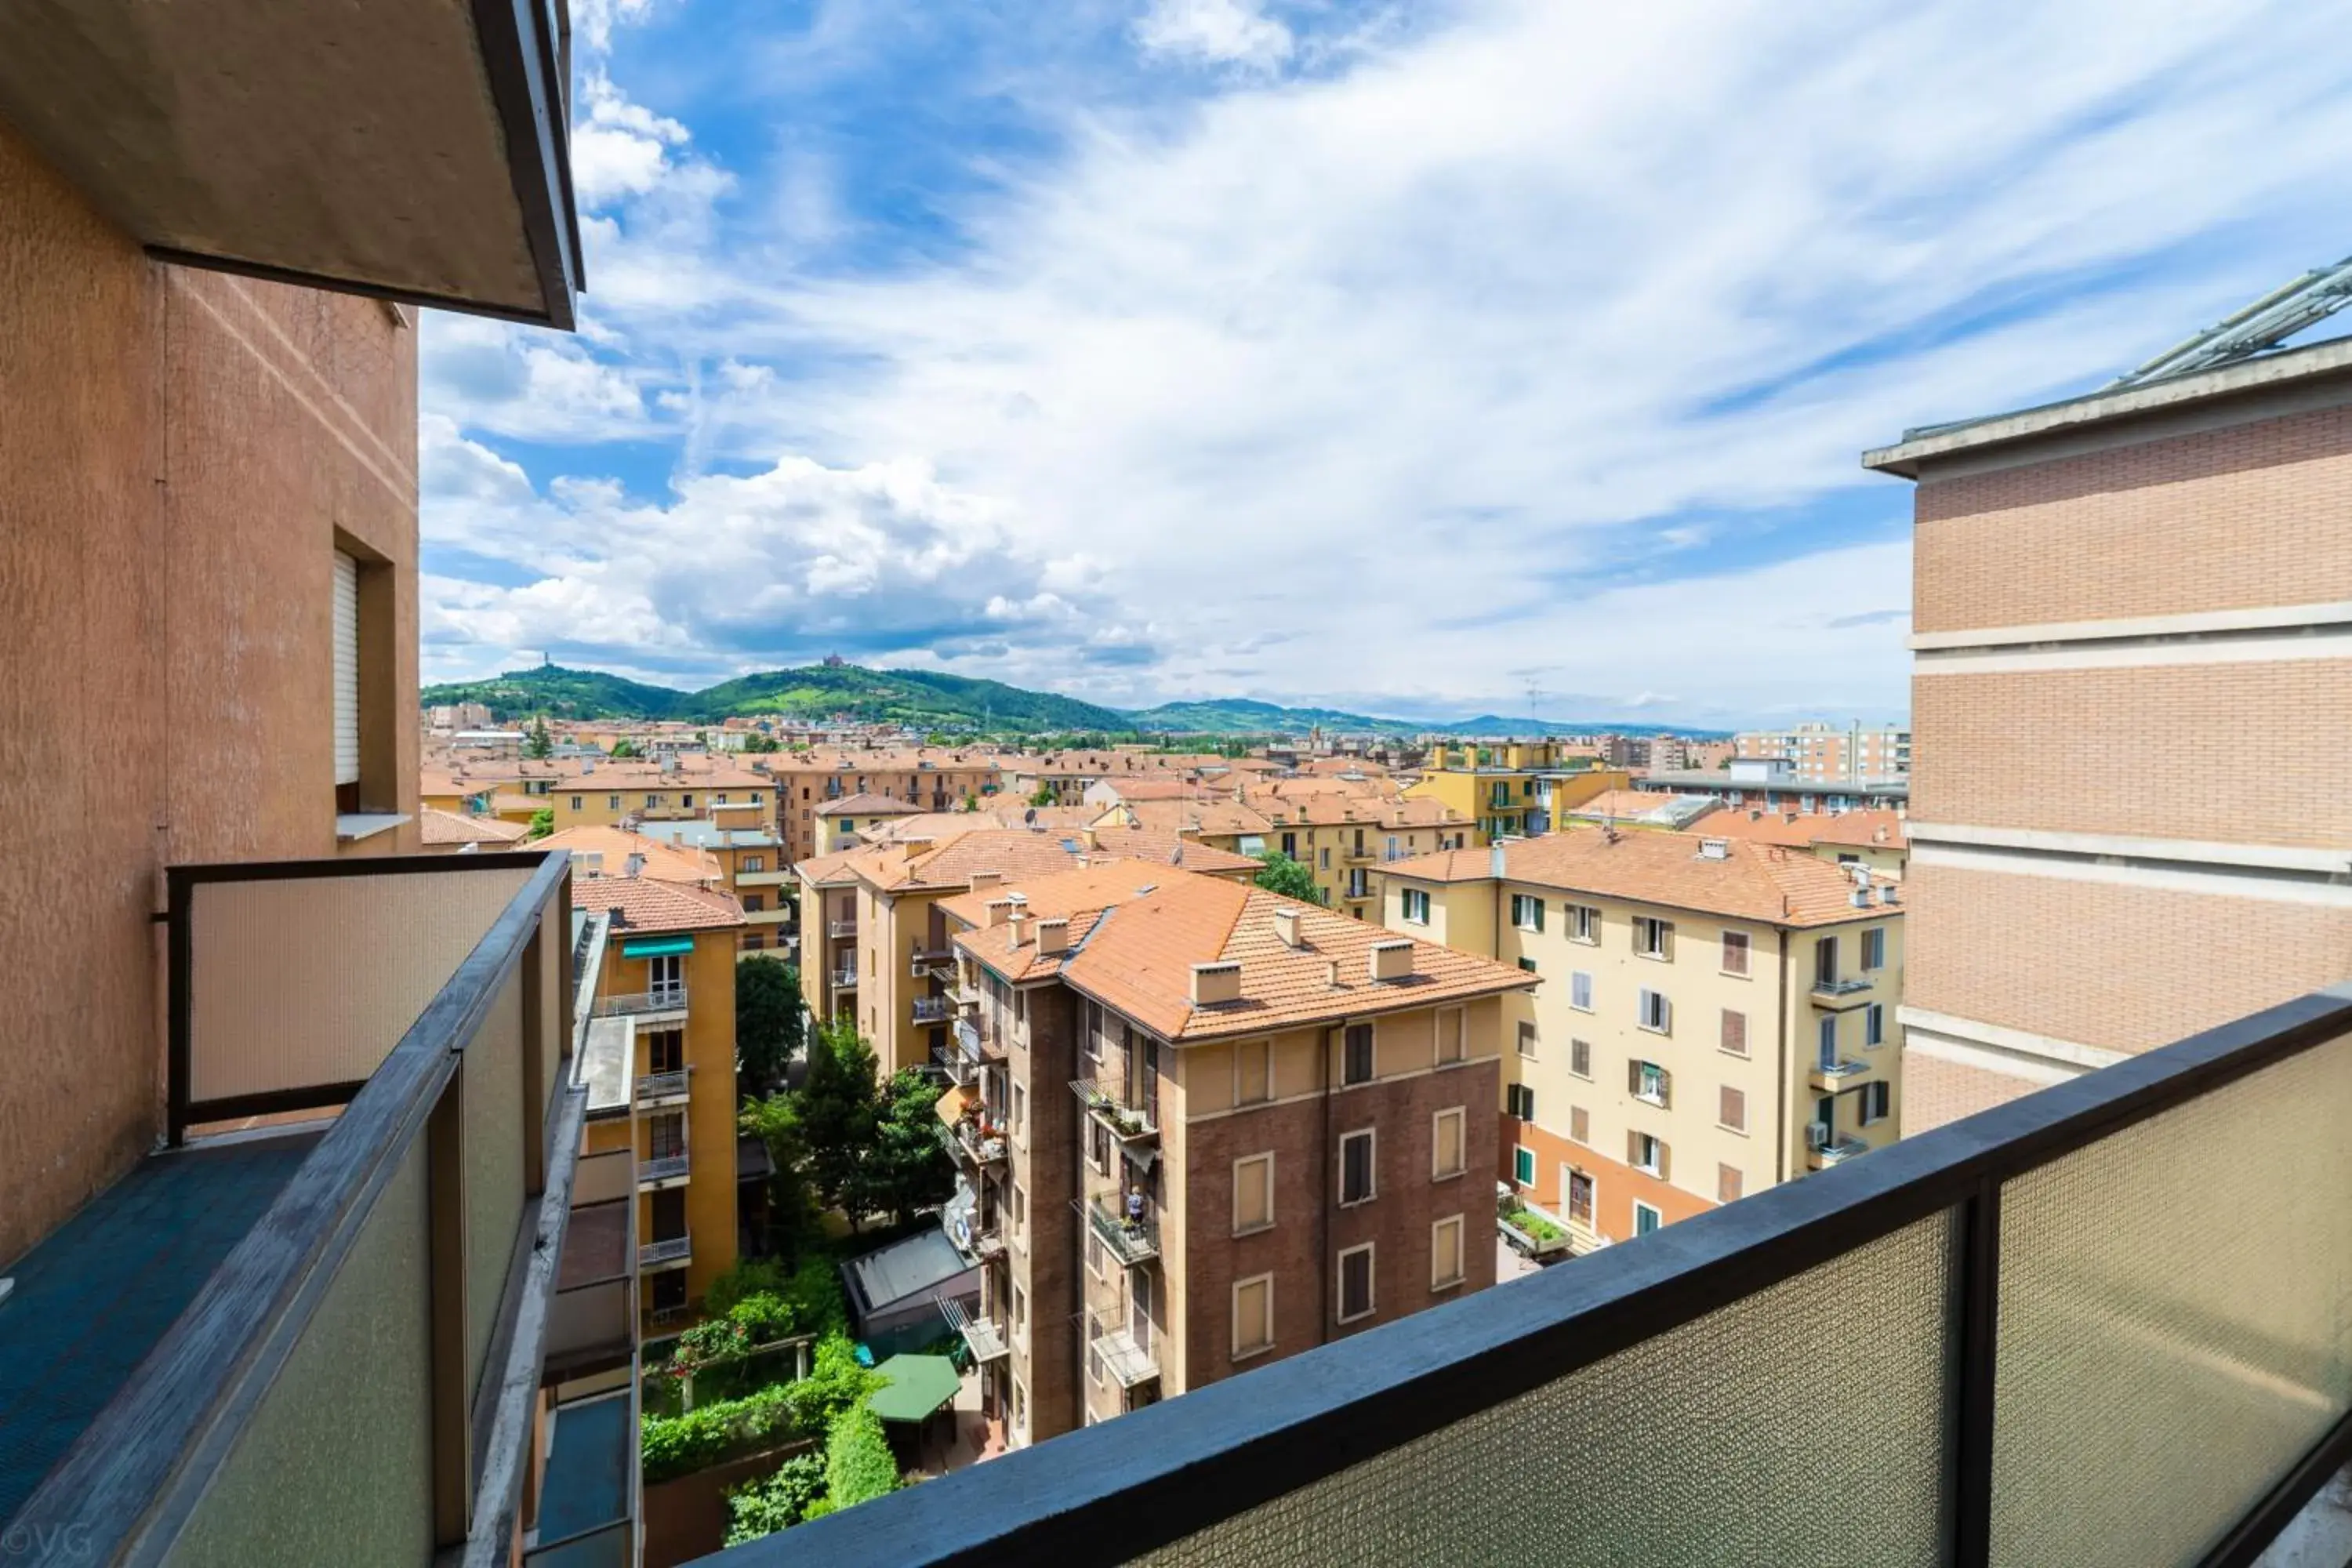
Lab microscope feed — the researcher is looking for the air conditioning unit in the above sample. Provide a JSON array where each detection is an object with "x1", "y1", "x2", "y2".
[{"x1": 1806, "y1": 1121, "x2": 1830, "y2": 1149}]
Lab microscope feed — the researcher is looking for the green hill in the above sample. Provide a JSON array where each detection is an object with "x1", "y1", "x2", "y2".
[
  {"x1": 1127, "y1": 699, "x2": 1420, "y2": 735},
  {"x1": 421, "y1": 665, "x2": 694, "y2": 722}
]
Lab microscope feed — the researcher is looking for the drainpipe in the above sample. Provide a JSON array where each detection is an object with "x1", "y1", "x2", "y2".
[
  {"x1": 1319, "y1": 1024, "x2": 1334, "y2": 1348},
  {"x1": 1774, "y1": 926, "x2": 1790, "y2": 1185}
]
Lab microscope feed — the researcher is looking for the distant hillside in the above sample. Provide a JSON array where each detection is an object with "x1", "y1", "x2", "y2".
[
  {"x1": 424, "y1": 662, "x2": 1730, "y2": 739},
  {"x1": 421, "y1": 665, "x2": 693, "y2": 722}
]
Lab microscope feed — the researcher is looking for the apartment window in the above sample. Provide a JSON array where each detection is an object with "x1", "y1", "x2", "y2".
[
  {"x1": 742, "y1": 855, "x2": 764, "y2": 873},
  {"x1": 1431, "y1": 1216, "x2": 1465, "y2": 1292},
  {"x1": 1513, "y1": 1145, "x2": 1536, "y2": 1187},
  {"x1": 682, "y1": 794, "x2": 695, "y2": 808},
  {"x1": 1010, "y1": 1082, "x2": 1027, "y2": 1142},
  {"x1": 608, "y1": 795, "x2": 620, "y2": 811},
  {"x1": 1517, "y1": 956, "x2": 1537, "y2": 975},
  {"x1": 1080, "y1": 1000, "x2": 1102, "y2": 1065},
  {"x1": 1087, "y1": 1119, "x2": 1111, "y2": 1175},
  {"x1": 1087, "y1": 1232, "x2": 1107, "y2": 1280},
  {"x1": 1402, "y1": 887, "x2": 1431, "y2": 925},
  {"x1": 1719, "y1": 1085, "x2": 1747, "y2": 1133},
  {"x1": 1011, "y1": 1182, "x2": 1028, "y2": 1247},
  {"x1": 1232, "y1": 1274, "x2": 1275, "y2": 1360},
  {"x1": 1637, "y1": 989, "x2": 1671, "y2": 1034},
  {"x1": 648, "y1": 1112, "x2": 686, "y2": 1161},
  {"x1": 1339, "y1": 1129, "x2": 1377, "y2": 1206},
  {"x1": 1862, "y1": 927, "x2": 1886, "y2": 971},
  {"x1": 647, "y1": 1029, "x2": 684, "y2": 1074},
  {"x1": 1511, "y1": 893, "x2": 1544, "y2": 932},
  {"x1": 1566, "y1": 1169, "x2": 1595, "y2": 1226},
  {"x1": 1516, "y1": 1020, "x2": 1538, "y2": 1059},
  {"x1": 1634, "y1": 1201, "x2": 1664, "y2": 1237},
  {"x1": 1432, "y1": 1107, "x2": 1466, "y2": 1179},
  {"x1": 1629, "y1": 1132, "x2": 1664, "y2": 1178},
  {"x1": 1337, "y1": 1243, "x2": 1376, "y2": 1323},
  {"x1": 1505, "y1": 1083, "x2": 1535, "y2": 1121},
  {"x1": 1721, "y1": 929, "x2": 1751, "y2": 976},
  {"x1": 332, "y1": 550, "x2": 362, "y2": 811},
  {"x1": 1570, "y1": 971, "x2": 1595, "y2": 1011},
  {"x1": 1569, "y1": 1105, "x2": 1589, "y2": 1144},
  {"x1": 743, "y1": 894, "x2": 764, "y2": 913},
  {"x1": 1569, "y1": 904, "x2": 1599, "y2": 943},
  {"x1": 1631, "y1": 1060, "x2": 1669, "y2": 1107},
  {"x1": 1236, "y1": 1036, "x2": 1272, "y2": 1103},
  {"x1": 1233, "y1": 1152, "x2": 1276, "y2": 1234},
  {"x1": 1011, "y1": 1281, "x2": 1029, "y2": 1349},
  {"x1": 1281, "y1": 831, "x2": 1298, "y2": 857},
  {"x1": 569, "y1": 795, "x2": 583, "y2": 811},
  {"x1": 1818, "y1": 1014, "x2": 1839, "y2": 1066},
  {"x1": 1816, "y1": 935, "x2": 1839, "y2": 986},
  {"x1": 1718, "y1": 1164, "x2": 1744, "y2": 1203},
  {"x1": 1633, "y1": 917, "x2": 1673, "y2": 960},
  {"x1": 1436, "y1": 1007, "x2": 1465, "y2": 1064},
  {"x1": 1319, "y1": 847, "x2": 1331, "y2": 870},
  {"x1": 1859, "y1": 1080, "x2": 1892, "y2": 1126},
  {"x1": 1866, "y1": 1004, "x2": 1886, "y2": 1047},
  {"x1": 1342, "y1": 1023, "x2": 1374, "y2": 1086}
]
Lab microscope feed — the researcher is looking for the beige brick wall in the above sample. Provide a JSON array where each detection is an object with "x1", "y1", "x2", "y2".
[
  {"x1": 1912, "y1": 661, "x2": 2352, "y2": 847},
  {"x1": 1899, "y1": 1048, "x2": 2049, "y2": 1137},
  {"x1": 1913, "y1": 404, "x2": 2352, "y2": 633},
  {"x1": 1906, "y1": 861, "x2": 2352, "y2": 1055}
]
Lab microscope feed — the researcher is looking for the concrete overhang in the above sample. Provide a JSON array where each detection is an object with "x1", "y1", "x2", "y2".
[{"x1": 0, "y1": 0, "x2": 583, "y2": 328}]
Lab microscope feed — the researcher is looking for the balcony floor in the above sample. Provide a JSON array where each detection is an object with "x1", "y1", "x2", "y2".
[{"x1": 0, "y1": 1128, "x2": 319, "y2": 1521}]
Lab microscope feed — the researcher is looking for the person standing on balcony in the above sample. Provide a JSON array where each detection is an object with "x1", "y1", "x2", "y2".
[{"x1": 1124, "y1": 1185, "x2": 1147, "y2": 1235}]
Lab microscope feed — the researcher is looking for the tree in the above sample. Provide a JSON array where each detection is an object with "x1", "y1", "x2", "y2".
[
  {"x1": 524, "y1": 715, "x2": 553, "y2": 759},
  {"x1": 743, "y1": 731, "x2": 780, "y2": 754},
  {"x1": 610, "y1": 738, "x2": 641, "y2": 759},
  {"x1": 866, "y1": 1071, "x2": 956, "y2": 1227},
  {"x1": 1028, "y1": 785, "x2": 1058, "y2": 807},
  {"x1": 959, "y1": 793, "x2": 980, "y2": 813},
  {"x1": 798, "y1": 1018, "x2": 880, "y2": 1223},
  {"x1": 526, "y1": 806, "x2": 554, "y2": 840},
  {"x1": 736, "y1": 959, "x2": 805, "y2": 1096},
  {"x1": 1251, "y1": 850, "x2": 1324, "y2": 905},
  {"x1": 738, "y1": 1091, "x2": 820, "y2": 1259}
]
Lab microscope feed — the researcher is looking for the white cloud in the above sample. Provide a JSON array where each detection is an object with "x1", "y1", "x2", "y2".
[
  {"x1": 1134, "y1": 0, "x2": 1294, "y2": 71},
  {"x1": 423, "y1": 0, "x2": 2352, "y2": 723}
]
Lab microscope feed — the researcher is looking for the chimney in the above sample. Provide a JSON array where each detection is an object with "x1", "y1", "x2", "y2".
[
  {"x1": 1272, "y1": 906, "x2": 1304, "y2": 948},
  {"x1": 1880, "y1": 882, "x2": 1900, "y2": 905},
  {"x1": 1081, "y1": 826, "x2": 1098, "y2": 851},
  {"x1": 1849, "y1": 888, "x2": 1871, "y2": 908},
  {"x1": 983, "y1": 896, "x2": 1019, "y2": 929},
  {"x1": 1007, "y1": 909, "x2": 1029, "y2": 949},
  {"x1": 970, "y1": 870, "x2": 1003, "y2": 895},
  {"x1": 1326, "y1": 959, "x2": 1341, "y2": 989},
  {"x1": 1190, "y1": 960, "x2": 1243, "y2": 1004},
  {"x1": 1036, "y1": 916, "x2": 1069, "y2": 956},
  {"x1": 1488, "y1": 844, "x2": 1506, "y2": 880},
  {"x1": 1368, "y1": 938, "x2": 1413, "y2": 982}
]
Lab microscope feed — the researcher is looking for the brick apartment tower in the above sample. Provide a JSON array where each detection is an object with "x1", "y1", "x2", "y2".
[{"x1": 1864, "y1": 338, "x2": 2352, "y2": 1131}]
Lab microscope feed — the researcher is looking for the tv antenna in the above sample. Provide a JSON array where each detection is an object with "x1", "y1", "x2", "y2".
[{"x1": 2109, "y1": 252, "x2": 2352, "y2": 389}]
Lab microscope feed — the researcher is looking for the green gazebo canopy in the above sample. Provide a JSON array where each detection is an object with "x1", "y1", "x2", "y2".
[{"x1": 867, "y1": 1353, "x2": 962, "y2": 1424}]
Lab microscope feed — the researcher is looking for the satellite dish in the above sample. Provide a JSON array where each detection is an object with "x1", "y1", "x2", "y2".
[{"x1": 1025, "y1": 808, "x2": 1036, "y2": 824}]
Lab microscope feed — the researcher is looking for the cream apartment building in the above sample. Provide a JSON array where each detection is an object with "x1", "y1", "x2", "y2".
[
  {"x1": 1864, "y1": 330, "x2": 2352, "y2": 1131},
  {"x1": 1383, "y1": 829, "x2": 1905, "y2": 1248},
  {"x1": 931, "y1": 864, "x2": 1534, "y2": 1446}
]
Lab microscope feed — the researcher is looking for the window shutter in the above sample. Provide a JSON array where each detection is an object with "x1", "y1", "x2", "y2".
[
  {"x1": 1660, "y1": 995, "x2": 1672, "y2": 1033},
  {"x1": 1570, "y1": 1105, "x2": 1588, "y2": 1143},
  {"x1": 1626, "y1": 1060, "x2": 1640, "y2": 1095},
  {"x1": 1722, "y1": 1009, "x2": 1746, "y2": 1054},
  {"x1": 332, "y1": 550, "x2": 360, "y2": 787}
]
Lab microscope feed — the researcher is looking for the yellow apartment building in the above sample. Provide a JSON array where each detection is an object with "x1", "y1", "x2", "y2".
[
  {"x1": 796, "y1": 826, "x2": 1258, "y2": 1075},
  {"x1": 1382, "y1": 828, "x2": 1905, "y2": 1250},
  {"x1": 1406, "y1": 753, "x2": 1628, "y2": 842},
  {"x1": 637, "y1": 806, "x2": 796, "y2": 954},
  {"x1": 544, "y1": 759, "x2": 777, "y2": 833},
  {"x1": 1091, "y1": 797, "x2": 1476, "y2": 920},
  {"x1": 572, "y1": 877, "x2": 746, "y2": 1328},
  {"x1": 931, "y1": 863, "x2": 1534, "y2": 1445}
]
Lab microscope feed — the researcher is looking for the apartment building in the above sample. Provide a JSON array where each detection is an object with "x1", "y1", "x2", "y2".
[
  {"x1": 1406, "y1": 751, "x2": 1628, "y2": 841},
  {"x1": 768, "y1": 751, "x2": 1010, "y2": 862},
  {"x1": 0, "y1": 6, "x2": 633, "y2": 1557},
  {"x1": 572, "y1": 877, "x2": 747, "y2": 1328},
  {"x1": 638, "y1": 811, "x2": 796, "y2": 952},
  {"x1": 794, "y1": 826, "x2": 1258, "y2": 1071},
  {"x1": 1734, "y1": 722, "x2": 1913, "y2": 784},
  {"x1": 1864, "y1": 332, "x2": 2352, "y2": 1132},
  {"x1": 1382, "y1": 829, "x2": 1904, "y2": 1248},
  {"x1": 927, "y1": 864, "x2": 1534, "y2": 1446},
  {"x1": 540, "y1": 757, "x2": 778, "y2": 833}
]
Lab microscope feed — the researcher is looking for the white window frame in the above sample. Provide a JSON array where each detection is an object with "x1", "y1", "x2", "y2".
[
  {"x1": 1402, "y1": 887, "x2": 1431, "y2": 925},
  {"x1": 1569, "y1": 1037, "x2": 1592, "y2": 1080},
  {"x1": 1632, "y1": 1061, "x2": 1668, "y2": 1107},
  {"x1": 1336, "y1": 1242, "x2": 1377, "y2": 1324},
  {"x1": 1866, "y1": 1004, "x2": 1886, "y2": 1047},
  {"x1": 1632, "y1": 1133, "x2": 1664, "y2": 1177},
  {"x1": 1516, "y1": 1019, "x2": 1538, "y2": 1060},
  {"x1": 1569, "y1": 904, "x2": 1599, "y2": 944},
  {"x1": 1511, "y1": 893, "x2": 1544, "y2": 933},
  {"x1": 1862, "y1": 926, "x2": 1886, "y2": 971},
  {"x1": 1721, "y1": 928, "x2": 1751, "y2": 977},
  {"x1": 1637, "y1": 988, "x2": 1671, "y2": 1035},
  {"x1": 1570, "y1": 971, "x2": 1595, "y2": 1013},
  {"x1": 1634, "y1": 916, "x2": 1673, "y2": 960},
  {"x1": 1232, "y1": 1272, "x2": 1276, "y2": 1361},
  {"x1": 1432, "y1": 1106, "x2": 1466, "y2": 1181},
  {"x1": 1232, "y1": 1152, "x2": 1276, "y2": 1236},
  {"x1": 1338, "y1": 1127, "x2": 1377, "y2": 1207},
  {"x1": 1719, "y1": 1083, "x2": 1748, "y2": 1134},
  {"x1": 1431, "y1": 1215, "x2": 1466, "y2": 1292}
]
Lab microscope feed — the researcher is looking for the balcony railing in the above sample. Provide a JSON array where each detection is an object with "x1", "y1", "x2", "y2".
[
  {"x1": 639, "y1": 1152, "x2": 691, "y2": 1188},
  {"x1": 546, "y1": 1146, "x2": 639, "y2": 1381},
  {"x1": 706, "y1": 984, "x2": 2352, "y2": 1567},
  {"x1": 13, "y1": 850, "x2": 593, "y2": 1563},
  {"x1": 956, "y1": 1015, "x2": 1006, "y2": 1065},
  {"x1": 941, "y1": 1296, "x2": 1011, "y2": 1366},
  {"x1": 1087, "y1": 1196, "x2": 1160, "y2": 1267},
  {"x1": 636, "y1": 1066, "x2": 691, "y2": 1105},
  {"x1": 1072, "y1": 1078, "x2": 1160, "y2": 1143},
  {"x1": 597, "y1": 985, "x2": 689, "y2": 1018},
  {"x1": 1089, "y1": 1326, "x2": 1160, "y2": 1391},
  {"x1": 1807, "y1": 1131, "x2": 1871, "y2": 1168},
  {"x1": 941, "y1": 1120, "x2": 1008, "y2": 1167},
  {"x1": 1810, "y1": 1057, "x2": 1871, "y2": 1089},
  {"x1": 639, "y1": 1232, "x2": 693, "y2": 1270},
  {"x1": 832, "y1": 966, "x2": 860, "y2": 989},
  {"x1": 1810, "y1": 975, "x2": 1873, "y2": 1003},
  {"x1": 913, "y1": 995, "x2": 951, "y2": 1025},
  {"x1": 827, "y1": 919, "x2": 858, "y2": 938}
]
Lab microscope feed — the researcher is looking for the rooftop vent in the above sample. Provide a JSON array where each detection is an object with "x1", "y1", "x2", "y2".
[
  {"x1": 1036, "y1": 916, "x2": 1070, "y2": 956},
  {"x1": 1849, "y1": 888, "x2": 1871, "y2": 908},
  {"x1": 1272, "y1": 906, "x2": 1305, "y2": 949},
  {"x1": 1697, "y1": 838, "x2": 1730, "y2": 861},
  {"x1": 1368, "y1": 938, "x2": 1414, "y2": 983},
  {"x1": 1880, "y1": 882, "x2": 1900, "y2": 905},
  {"x1": 1488, "y1": 844, "x2": 1507, "y2": 879},
  {"x1": 1190, "y1": 960, "x2": 1243, "y2": 1005}
]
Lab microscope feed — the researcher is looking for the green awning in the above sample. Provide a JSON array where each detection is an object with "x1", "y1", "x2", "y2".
[
  {"x1": 619, "y1": 936, "x2": 695, "y2": 958},
  {"x1": 867, "y1": 1353, "x2": 962, "y2": 1423}
]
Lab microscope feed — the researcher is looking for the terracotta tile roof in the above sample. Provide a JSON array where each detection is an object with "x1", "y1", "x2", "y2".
[
  {"x1": 535, "y1": 826, "x2": 721, "y2": 884},
  {"x1": 1384, "y1": 826, "x2": 1900, "y2": 928},
  {"x1": 419, "y1": 808, "x2": 530, "y2": 845},
  {"x1": 833, "y1": 826, "x2": 1258, "y2": 895},
  {"x1": 570, "y1": 876, "x2": 745, "y2": 932},
  {"x1": 1686, "y1": 808, "x2": 1907, "y2": 852},
  {"x1": 860, "y1": 806, "x2": 1096, "y2": 844},
  {"x1": 791, "y1": 848, "x2": 868, "y2": 885},
  {"x1": 1098, "y1": 800, "x2": 1277, "y2": 838},
  {"x1": 945, "y1": 865, "x2": 1534, "y2": 1041},
  {"x1": 813, "y1": 792, "x2": 924, "y2": 817}
]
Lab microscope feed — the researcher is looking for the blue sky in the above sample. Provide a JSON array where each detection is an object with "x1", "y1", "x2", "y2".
[{"x1": 417, "y1": 0, "x2": 2352, "y2": 727}]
